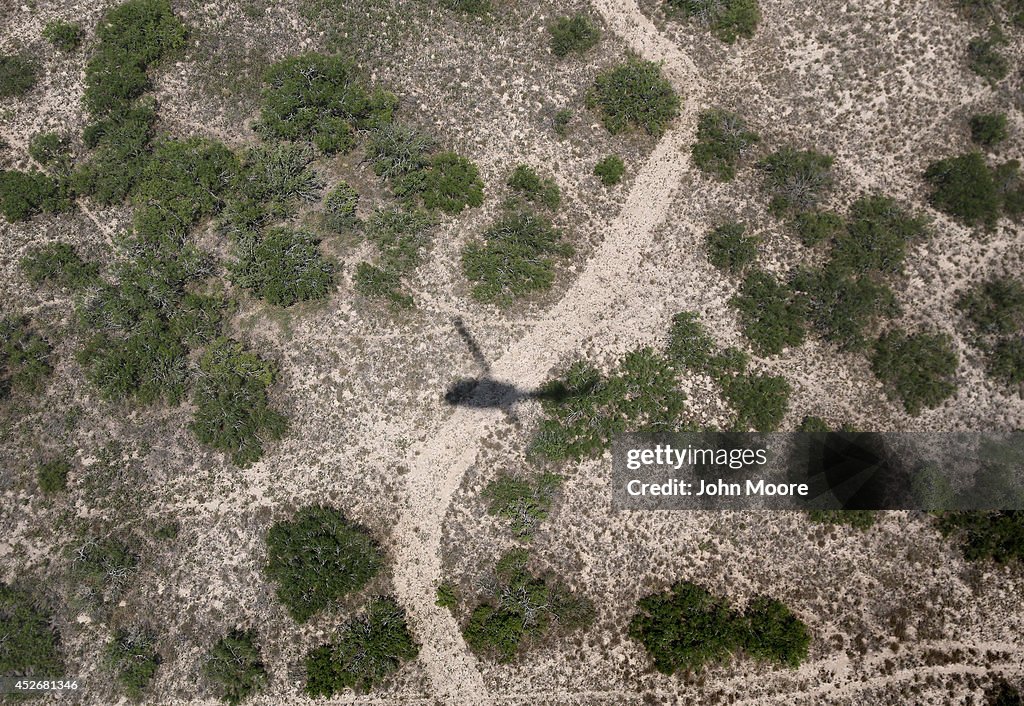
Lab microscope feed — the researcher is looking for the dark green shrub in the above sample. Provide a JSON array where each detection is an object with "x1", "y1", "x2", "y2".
[
  {"x1": 68, "y1": 536, "x2": 138, "y2": 606},
  {"x1": 532, "y1": 348, "x2": 687, "y2": 460},
  {"x1": 872, "y1": 330, "x2": 959, "y2": 415},
  {"x1": 354, "y1": 263, "x2": 411, "y2": 308},
  {"x1": 231, "y1": 228, "x2": 334, "y2": 307},
  {"x1": 74, "y1": 104, "x2": 157, "y2": 205},
  {"x1": 968, "y1": 34, "x2": 1009, "y2": 83},
  {"x1": 959, "y1": 277, "x2": 1024, "y2": 336},
  {"x1": 256, "y1": 53, "x2": 395, "y2": 150},
  {"x1": 924, "y1": 151, "x2": 1001, "y2": 227},
  {"x1": 691, "y1": 109, "x2": 759, "y2": 180},
  {"x1": 0, "y1": 584, "x2": 63, "y2": 677},
  {"x1": 666, "y1": 0, "x2": 761, "y2": 43},
  {"x1": 83, "y1": 0, "x2": 187, "y2": 117},
  {"x1": 971, "y1": 112, "x2": 1009, "y2": 146},
  {"x1": 264, "y1": 505, "x2": 382, "y2": 622},
  {"x1": 169, "y1": 293, "x2": 229, "y2": 346},
  {"x1": 990, "y1": 337, "x2": 1024, "y2": 384},
  {"x1": 549, "y1": 14, "x2": 601, "y2": 57},
  {"x1": 0, "y1": 316, "x2": 53, "y2": 397},
  {"x1": 43, "y1": 21, "x2": 84, "y2": 51},
  {"x1": 742, "y1": 596, "x2": 811, "y2": 667},
  {"x1": 507, "y1": 165, "x2": 560, "y2": 209},
  {"x1": 587, "y1": 59, "x2": 680, "y2": 137},
  {"x1": 420, "y1": 152, "x2": 485, "y2": 213},
  {"x1": 203, "y1": 629, "x2": 268, "y2": 705},
  {"x1": 721, "y1": 372, "x2": 790, "y2": 431},
  {"x1": 104, "y1": 628, "x2": 160, "y2": 700},
  {"x1": 190, "y1": 338, "x2": 287, "y2": 466},
  {"x1": 730, "y1": 270, "x2": 805, "y2": 355},
  {"x1": 757, "y1": 148, "x2": 834, "y2": 214},
  {"x1": 79, "y1": 316, "x2": 188, "y2": 404},
  {"x1": 985, "y1": 679, "x2": 1024, "y2": 705},
  {"x1": 937, "y1": 511, "x2": 1024, "y2": 564},
  {"x1": 667, "y1": 311, "x2": 716, "y2": 371},
  {"x1": 994, "y1": 159, "x2": 1024, "y2": 220},
  {"x1": 628, "y1": 581, "x2": 742, "y2": 674},
  {"x1": 323, "y1": 181, "x2": 360, "y2": 232},
  {"x1": 705, "y1": 222, "x2": 758, "y2": 273},
  {"x1": 594, "y1": 155, "x2": 625, "y2": 185},
  {"x1": 0, "y1": 54, "x2": 39, "y2": 98},
  {"x1": 439, "y1": 0, "x2": 491, "y2": 13},
  {"x1": 29, "y1": 132, "x2": 73, "y2": 171},
  {"x1": 807, "y1": 510, "x2": 876, "y2": 529},
  {"x1": 553, "y1": 109, "x2": 573, "y2": 137},
  {"x1": 791, "y1": 264, "x2": 899, "y2": 351},
  {"x1": 37, "y1": 459, "x2": 71, "y2": 494},
  {"x1": 483, "y1": 472, "x2": 563, "y2": 538},
  {"x1": 798, "y1": 415, "x2": 830, "y2": 432},
  {"x1": 365, "y1": 123, "x2": 435, "y2": 185},
  {"x1": 831, "y1": 195, "x2": 928, "y2": 274},
  {"x1": 462, "y1": 210, "x2": 572, "y2": 303},
  {"x1": 305, "y1": 597, "x2": 418, "y2": 696},
  {"x1": 436, "y1": 582, "x2": 458, "y2": 609},
  {"x1": 792, "y1": 210, "x2": 843, "y2": 247},
  {"x1": 355, "y1": 208, "x2": 436, "y2": 308},
  {"x1": 463, "y1": 550, "x2": 593, "y2": 661},
  {"x1": 0, "y1": 169, "x2": 73, "y2": 222}
]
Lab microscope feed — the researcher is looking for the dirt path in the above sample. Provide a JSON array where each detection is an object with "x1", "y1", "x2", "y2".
[{"x1": 390, "y1": 2, "x2": 705, "y2": 703}]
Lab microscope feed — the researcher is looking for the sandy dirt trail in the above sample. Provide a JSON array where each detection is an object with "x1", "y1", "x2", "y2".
[{"x1": 390, "y1": 1, "x2": 705, "y2": 703}]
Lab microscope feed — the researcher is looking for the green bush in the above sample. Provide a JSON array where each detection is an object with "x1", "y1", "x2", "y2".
[
  {"x1": 355, "y1": 208, "x2": 436, "y2": 308},
  {"x1": 305, "y1": 597, "x2": 418, "y2": 696},
  {"x1": 256, "y1": 53, "x2": 395, "y2": 150},
  {"x1": 798, "y1": 415, "x2": 830, "y2": 432},
  {"x1": 831, "y1": 195, "x2": 928, "y2": 274},
  {"x1": 0, "y1": 584, "x2": 63, "y2": 678},
  {"x1": 924, "y1": 152, "x2": 1001, "y2": 227},
  {"x1": 792, "y1": 210, "x2": 843, "y2": 247},
  {"x1": 549, "y1": 14, "x2": 601, "y2": 57},
  {"x1": 629, "y1": 582, "x2": 808, "y2": 675},
  {"x1": 937, "y1": 512, "x2": 1024, "y2": 564},
  {"x1": 587, "y1": 59, "x2": 681, "y2": 137},
  {"x1": 420, "y1": 152, "x2": 485, "y2": 213},
  {"x1": 483, "y1": 472, "x2": 563, "y2": 538},
  {"x1": 0, "y1": 54, "x2": 39, "y2": 98},
  {"x1": 757, "y1": 147, "x2": 834, "y2": 214},
  {"x1": 532, "y1": 348, "x2": 687, "y2": 460},
  {"x1": 43, "y1": 21, "x2": 84, "y2": 51},
  {"x1": 872, "y1": 330, "x2": 959, "y2": 415},
  {"x1": 436, "y1": 582, "x2": 458, "y2": 609},
  {"x1": 553, "y1": 109, "x2": 573, "y2": 137},
  {"x1": 985, "y1": 679, "x2": 1024, "y2": 705},
  {"x1": 463, "y1": 550, "x2": 593, "y2": 661},
  {"x1": 691, "y1": 108, "x2": 759, "y2": 180},
  {"x1": 666, "y1": 311, "x2": 716, "y2": 371},
  {"x1": 365, "y1": 123, "x2": 436, "y2": 186},
  {"x1": 190, "y1": 338, "x2": 287, "y2": 466},
  {"x1": 74, "y1": 104, "x2": 157, "y2": 205},
  {"x1": 970, "y1": 112, "x2": 1009, "y2": 147},
  {"x1": 322, "y1": 181, "x2": 360, "y2": 232},
  {"x1": 203, "y1": 629, "x2": 268, "y2": 705},
  {"x1": 83, "y1": 0, "x2": 187, "y2": 117},
  {"x1": 730, "y1": 270, "x2": 805, "y2": 355},
  {"x1": 0, "y1": 316, "x2": 53, "y2": 397},
  {"x1": 231, "y1": 228, "x2": 334, "y2": 307},
  {"x1": 721, "y1": 372, "x2": 790, "y2": 431},
  {"x1": 439, "y1": 0, "x2": 491, "y2": 14},
  {"x1": 791, "y1": 264, "x2": 899, "y2": 351},
  {"x1": 79, "y1": 316, "x2": 189, "y2": 404},
  {"x1": 705, "y1": 222, "x2": 758, "y2": 273},
  {"x1": 264, "y1": 505, "x2": 382, "y2": 622},
  {"x1": 462, "y1": 210, "x2": 572, "y2": 303},
  {"x1": 594, "y1": 155, "x2": 625, "y2": 185},
  {"x1": 37, "y1": 459, "x2": 71, "y2": 494},
  {"x1": 968, "y1": 34, "x2": 1009, "y2": 83},
  {"x1": 29, "y1": 132, "x2": 73, "y2": 171},
  {"x1": 666, "y1": 0, "x2": 761, "y2": 43},
  {"x1": 104, "y1": 628, "x2": 160, "y2": 700},
  {"x1": 959, "y1": 277, "x2": 1024, "y2": 336},
  {"x1": 0, "y1": 169, "x2": 73, "y2": 222},
  {"x1": 68, "y1": 536, "x2": 138, "y2": 607},
  {"x1": 989, "y1": 337, "x2": 1024, "y2": 384},
  {"x1": 507, "y1": 165, "x2": 560, "y2": 209},
  {"x1": 994, "y1": 159, "x2": 1024, "y2": 220},
  {"x1": 742, "y1": 596, "x2": 811, "y2": 667}
]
